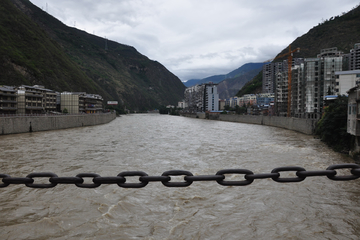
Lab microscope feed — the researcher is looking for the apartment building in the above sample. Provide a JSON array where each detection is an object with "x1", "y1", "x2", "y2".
[
  {"x1": 184, "y1": 83, "x2": 219, "y2": 112},
  {"x1": 17, "y1": 85, "x2": 44, "y2": 114},
  {"x1": 61, "y1": 92, "x2": 79, "y2": 114},
  {"x1": 257, "y1": 93, "x2": 275, "y2": 106},
  {"x1": 292, "y1": 64, "x2": 305, "y2": 118},
  {"x1": 0, "y1": 84, "x2": 104, "y2": 115},
  {"x1": 303, "y1": 58, "x2": 321, "y2": 117},
  {"x1": 263, "y1": 59, "x2": 304, "y2": 94},
  {"x1": 0, "y1": 86, "x2": 17, "y2": 114},
  {"x1": 271, "y1": 48, "x2": 343, "y2": 118},
  {"x1": 83, "y1": 93, "x2": 104, "y2": 113},
  {"x1": 16, "y1": 85, "x2": 57, "y2": 114},
  {"x1": 184, "y1": 84, "x2": 205, "y2": 112},
  {"x1": 275, "y1": 69, "x2": 289, "y2": 116},
  {"x1": 262, "y1": 62, "x2": 285, "y2": 93},
  {"x1": 203, "y1": 83, "x2": 219, "y2": 111},
  {"x1": 349, "y1": 43, "x2": 360, "y2": 70},
  {"x1": 238, "y1": 94, "x2": 257, "y2": 107},
  {"x1": 303, "y1": 48, "x2": 343, "y2": 118},
  {"x1": 61, "y1": 92, "x2": 104, "y2": 114},
  {"x1": 177, "y1": 101, "x2": 187, "y2": 109},
  {"x1": 335, "y1": 70, "x2": 360, "y2": 95}
]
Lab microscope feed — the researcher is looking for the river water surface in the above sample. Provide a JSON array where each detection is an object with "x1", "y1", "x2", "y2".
[{"x1": 0, "y1": 114, "x2": 359, "y2": 239}]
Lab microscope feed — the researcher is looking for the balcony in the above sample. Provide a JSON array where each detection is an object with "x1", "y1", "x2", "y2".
[
  {"x1": 0, "y1": 93, "x2": 16, "y2": 97},
  {"x1": 0, "y1": 100, "x2": 17, "y2": 103},
  {"x1": 25, "y1": 106, "x2": 43, "y2": 110},
  {"x1": 0, "y1": 107, "x2": 17, "y2": 110}
]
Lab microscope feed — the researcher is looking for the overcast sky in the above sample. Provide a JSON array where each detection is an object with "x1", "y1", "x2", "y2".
[{"x1": 29, "y1": 0, "x2": 359, "y2": 81}]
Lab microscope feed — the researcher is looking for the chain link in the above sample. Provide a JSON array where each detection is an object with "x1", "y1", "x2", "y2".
[{"x1": 0, "y1": 164, "x2": 359, "y2": 189}]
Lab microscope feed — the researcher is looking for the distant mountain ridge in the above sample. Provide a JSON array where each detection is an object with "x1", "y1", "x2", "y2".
[
  {"x1": 0, "y1": 0, "x2": 185, "y2": 111},
  {"x1": 184, "y1": 79, "x2": 201, "y2": 87},
  {"x1": 184, "y1": 62, "x2": 267, "y2": 99}
]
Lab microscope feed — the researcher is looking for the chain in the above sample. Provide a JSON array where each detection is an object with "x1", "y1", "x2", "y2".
[{"x1": 1, "y1": 164, "x2": 360, "y2": 189}]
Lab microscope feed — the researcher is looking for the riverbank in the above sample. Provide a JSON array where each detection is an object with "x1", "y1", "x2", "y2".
[
  {"x1": 181, "y1": 113, "x2": 317, "y2": 135},
  {"x1": 0, "y1": 112, "x2": 116, "y2": 135}
]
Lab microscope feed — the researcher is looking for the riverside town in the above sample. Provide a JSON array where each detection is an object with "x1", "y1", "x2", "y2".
[
  {"x1": 179, "y1": 44, "x2": 360, "y2": 153},
  {"x1": 0, "y1": 85, "x2": 104, "y2": 115},
  {"x1": 180, "y1": 44, "x2": 360, "y2": 120}
]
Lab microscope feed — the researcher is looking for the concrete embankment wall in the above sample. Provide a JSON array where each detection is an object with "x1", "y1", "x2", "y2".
[
  {"x1": 0, "y1": 112, "x2": 116, "y2": 135},
  {"x1": 181, "y1": 113, "x2": 317, "y2": 135}
]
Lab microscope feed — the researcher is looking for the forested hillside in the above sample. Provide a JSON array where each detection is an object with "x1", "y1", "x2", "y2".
[
  {"x1": 236, "y1": 4, "x2": 360, "y2": 96},
  {"x1": 0, "y1": 0, "x2": 185, "y2": 111}
]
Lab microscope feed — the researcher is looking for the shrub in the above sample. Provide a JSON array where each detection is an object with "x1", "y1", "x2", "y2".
[{"x1": 315, "y1": 95, "x2": 353, "y2": 152}]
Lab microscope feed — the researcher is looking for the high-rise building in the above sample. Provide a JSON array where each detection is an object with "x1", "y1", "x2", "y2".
[
  {"x1": 263, "y1": 59, "x2": 304, "y2": 94},
  {"x1": 303, "y1": 48, "x2": 343, "y2": 118},
  {"x1": 349, "y1": 43, "x2": 360, "y2": 70},
  {"x1": 291, "y1": 64, "x2": 305, "y2": 118},
  {"x1": 184, "y1": 84, "x2": 205, "y2": 112},
  {"x1": 274, "y1": 69, "x2": 288, "y2": 116},
  {"x1": 184, "y1": 83, "x2": 219, "y2": 112},
  {"x1": 272, "y1": 48, "x2": 343, "y2": 118},
  {"x1": 262, "y1": 62, "x2": 285, "y2": 93},
  {"x1": 204, "y1": 83, "x2": 219, "y2": 111},
  {"x1": 304, "y1": 58, "x2": 322, "y2": 117}
]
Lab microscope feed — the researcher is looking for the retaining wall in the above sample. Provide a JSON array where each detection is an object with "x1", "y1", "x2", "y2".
[
  {"x1": 182, "y1": 113, "x2": 317, "y2": 135},
  {"x1": 0, "y1": 112, "x2": 116, "y2": 135}
]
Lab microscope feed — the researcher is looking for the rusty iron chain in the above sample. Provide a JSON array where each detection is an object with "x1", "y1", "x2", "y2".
[{"x1": 0, "y1": 164, "x2": 360, "y2": 189}]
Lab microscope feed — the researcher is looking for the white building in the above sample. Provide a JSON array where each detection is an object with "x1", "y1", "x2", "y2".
[
  {"x1": 184, "y1": 83, "x2": 219, "y2": 112},
  {"x1": 335, "y1": 70, "x2": 360, "y2": 95},
  {"x1": 204, "y1": 83, "x2": 219, "y2": 111}
]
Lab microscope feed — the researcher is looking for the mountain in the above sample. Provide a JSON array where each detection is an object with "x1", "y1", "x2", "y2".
[
  {"x1": 184, "y1": 62, "x2": 266, "y2": 99},
  {"x1": 186, "y1": 62, "x2": 266, "y2": 87},
  {"x1": 183, "y1": 79, "x2": 201, "y2": 87},
  {"x1": 236, "y1": 4, "x2": 360, "y2": 97},
  {"x1": 217, "y1": 65, "x2": 265, "y2": 99},
  {"x1": 1, "y1": 0, "x2": 185, "y2": 111},
  {"x1": 275, "y1": 5, "x2": 360, "y2": 60}
]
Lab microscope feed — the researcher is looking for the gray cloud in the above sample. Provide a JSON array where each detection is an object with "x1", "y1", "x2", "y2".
[{"x1": 30, "y1": 0, "x2": 359, "y2": 81}]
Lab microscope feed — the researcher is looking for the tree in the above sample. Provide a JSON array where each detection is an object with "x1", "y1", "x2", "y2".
[
  {"x1": 224, "y1": 105, "x2": 231, "y2": 111},
  {"x1": 315, "y1": 95, "x2": 353, "y2": 152},
  {"x1": 234, "y1": 105, "x2": 246, "y2": 114}
]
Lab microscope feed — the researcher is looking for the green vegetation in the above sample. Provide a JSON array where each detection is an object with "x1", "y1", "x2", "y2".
[
  {"x1": 315, "y1": 96, "x2": 353, "y2": 153},
  {"x1": 105, "y1": 104, "x2": 127, "y2": 115},
  {"x1": 274, "y1": 6, "x2": 360, "y2": 61},
  {"x1": 222, "y1": 105, "x2": 247, "y2": 114},
  {"x1": 236, "y1": 71, "x2": 263, "y2": 97},
  {"x1": 159, "y1": 106, "x2": 181, "y2": 115}
]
